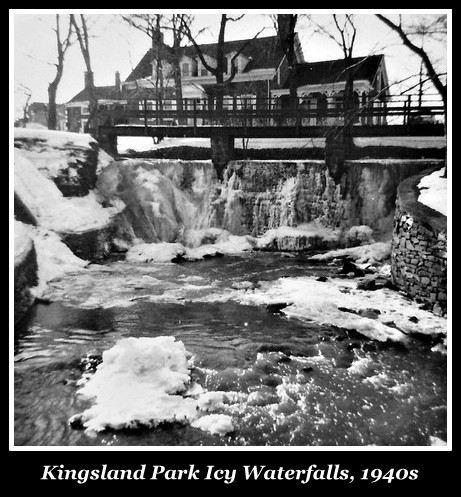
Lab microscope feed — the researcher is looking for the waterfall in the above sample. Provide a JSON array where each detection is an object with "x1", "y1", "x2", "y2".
[
  {"x1": 97, "y1": 158, "x2": 434, "y2": 250},
  {"x1": 97, "y1": 159, "x2": 221, "y2": 247}
]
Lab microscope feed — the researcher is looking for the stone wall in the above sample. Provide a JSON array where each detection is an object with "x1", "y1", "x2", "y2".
[{"x1": 391, "y1": 172, "x2": 447, "y2": 315}]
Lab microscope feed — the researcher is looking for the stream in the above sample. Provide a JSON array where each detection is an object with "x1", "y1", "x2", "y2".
[{"x1": 14, "y1": 252, "x2": 447, "y2": 447}]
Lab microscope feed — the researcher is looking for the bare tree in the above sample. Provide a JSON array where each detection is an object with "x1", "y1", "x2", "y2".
[
  {"x1": 273, "y1": 14, "x2": 298, "y2": 107},
  {"x1": 180, "y1": 14, "x2": 265, "y2": 109},
  {"x1": 310, "y1": 14, "x2": 358, "y2": 124},
  {"x1": 48, "y1": 15, "x2": 73, "y2": 130},
  {"x1": 15, "y1": 82, "x2": 32, "y2": 127},
  {"x1": 70, "y1": 14, "x2": 97, "y2": 132},
  {"x1": 122, "y1": 14, "x2": 193, "y2": 120},
  {"x1": 376, "y1": 14, "x2": 447, "y2": 117},
  {"x1": 168, "y1": 14, "x2": 194, "y2": 118}
]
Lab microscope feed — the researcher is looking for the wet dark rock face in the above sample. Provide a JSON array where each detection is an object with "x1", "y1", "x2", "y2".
[{"x1": 14, "y1": 242, "x2": 38, "y2": 324}]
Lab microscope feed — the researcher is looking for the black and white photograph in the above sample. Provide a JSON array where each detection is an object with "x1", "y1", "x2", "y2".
[{"x1": 12, "y1": 9, "x2": 450, "y2": 457}]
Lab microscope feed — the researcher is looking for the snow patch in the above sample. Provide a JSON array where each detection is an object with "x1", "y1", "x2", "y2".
[
  {"x1": 237, "y1": 276, "x2": 446, "y2": 343},
  {"x1": 26, "y1": 226, "x2": 88, "y2": 297},
  {"x1": 190, "y1": 414, "x2": 234, "y2": 435},
  {"x1": 417, "y1": 168, "x2": 447, "y2": 216},
  {"x1": 126, "y1": 242, "x2": 186, "y2": 263},
  {"x1": 14, "y1": 220, "x2": 33, "y2": 266}
]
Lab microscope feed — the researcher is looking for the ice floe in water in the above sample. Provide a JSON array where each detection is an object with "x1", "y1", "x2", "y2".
[
  {"x1": 236, "y1": 276, "x2": 446, "y2": 343},
  {"x1": 70, "y1": 337, "x2": 235, "y2": 435}
]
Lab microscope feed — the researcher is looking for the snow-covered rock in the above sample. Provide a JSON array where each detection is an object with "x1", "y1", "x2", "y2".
[
  {"x1": 256, "y1": 223, "x2": 341, "y2": 252},
  {"x1": 14, "y1": 128, "x2": 113, "y2": 196},
  {"x1": 309, "y1": 242, "x2": 391, "y2": 265},
  {"x1": 14, "y1": 149, "x2": 122, "y2": 234},
  {"x1": 70, "y1": 337, "x2": 235, "y2": 435}
]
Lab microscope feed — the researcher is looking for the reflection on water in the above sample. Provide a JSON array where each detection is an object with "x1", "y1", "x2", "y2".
[{"x1": 14, "y1": 254, "x2": 447, "y2": 446}]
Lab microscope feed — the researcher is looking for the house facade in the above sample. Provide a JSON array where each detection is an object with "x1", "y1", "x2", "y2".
[
  {"x1": 66, "y1": 31, "x2": 388, "y2": 131},
  {"x1": 272, "y1": 54, "x2": 389, "y2": 125}
]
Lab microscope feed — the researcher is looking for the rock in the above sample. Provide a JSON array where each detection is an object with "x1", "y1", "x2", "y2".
[
  {"x1": 301, "y1": 366, "x2": 314, "y2": 374},
  {"x1": 257, "y1": 343, "x2": 293, "y2": 355},
  {"x1": 356, "y1": 277, "x2": 376, "y2": 291},
  {"x1": 79, "y1": 353, "x2": 103, "y2": 372},
  {"x1": 261, "y1": 375, "x2": 282, "y2": 387},
  {"x1": 316, "y1": 276, "x2": 329, "y2": 282},
  {"x1": 69, "y1": 413, "x2": 86, "y2": 430},
  {"x1": 409, "y1": 316, "x2": 419, "y2": 323},
  {"x1": 347, "y1": 342, "x2": 361, "y2": 351},
  {"x1": 358, "y1": 308, "x2": 381, "y2": 319},
  {"x1": 266, "y1": 303, "x2": 290, "y2": 314},
  {"x1": 339, "y1": 259, "x2": 365, "y2": 277},
  {"x1": 276, "y1": 354, "x2": 292, "y2": 364}
]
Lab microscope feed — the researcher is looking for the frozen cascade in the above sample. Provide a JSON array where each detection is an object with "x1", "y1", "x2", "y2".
[
  {"x1": 97, "y1": 159, "x2": 350, "y2": 250},
  {"x1": 97, "y1": 159, "x2": 222, "y2": 247},
  {"x1": 217, "y1": 160, "x2": 346, "y2": 236}
]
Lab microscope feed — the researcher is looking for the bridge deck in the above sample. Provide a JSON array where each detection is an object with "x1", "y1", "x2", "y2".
[{"x1": 100, "y1": 123, "x2": 445, "y2": 139}]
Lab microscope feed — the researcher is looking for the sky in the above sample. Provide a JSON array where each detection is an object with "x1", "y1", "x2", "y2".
[{"x1": 12, "y1": 10, "x2": 449, "y2": 119}]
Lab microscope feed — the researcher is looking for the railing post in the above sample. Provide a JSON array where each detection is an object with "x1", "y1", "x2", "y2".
[
  {"x1": 193, "y1": 100, "x2": 197, "y2": 129},
  {"x1": 143, "y1": 99, "x2": 148, "y2": 132},
  {"x1": 407, "y1": 95, "x2": 412, "y2": 125},
  {"x1": 296, "y1": 97, "x2": 300, "y2": 136}
]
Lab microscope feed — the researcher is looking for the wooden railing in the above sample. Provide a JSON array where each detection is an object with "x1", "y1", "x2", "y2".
[{"x1": 94, "y1": 94, "x2": 445, "y2": 131}]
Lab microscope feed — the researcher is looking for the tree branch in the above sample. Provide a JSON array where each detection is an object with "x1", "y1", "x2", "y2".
[{"x1": 376, "y1": 14, "x2": 446, "y2": 106}]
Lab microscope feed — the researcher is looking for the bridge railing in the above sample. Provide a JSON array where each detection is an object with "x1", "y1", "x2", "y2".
[{"x1": 94, "y1": 94, "x2": 445, "y2": 130}]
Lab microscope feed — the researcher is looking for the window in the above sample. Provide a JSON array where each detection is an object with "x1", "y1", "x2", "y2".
[
  {"x1": 182, "y1": 63, "x2": 190, "y2": 77},
  {"x1": 201, "y1": 67, "x2": 208, "y2": 76},
  {"x1": 81, "y1": 105, "x2": 89, "y2": 115}
]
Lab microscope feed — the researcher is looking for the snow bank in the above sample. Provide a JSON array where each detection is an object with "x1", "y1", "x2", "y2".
[
  {"x1": 237, "y1": 276, "x2": 446, "y2": 342},
  {"x1": 71, "y1": 337, "x2": 235, "y2": 435},
  {"x1": 309, "y1": 242, "x2": 391, "y2": 265},
  {"x1": 15, "y1": 127, "x2": 97, "y2": 149},
  {"x1": 14, "y1": 148, "x2": 122, "y2": 233},
  {"x1": 417, "y1": 168, "x2": 447, "y2": 216},
  {"x1": 14, "y1": 220, "x2": 33, "y2": 266}
]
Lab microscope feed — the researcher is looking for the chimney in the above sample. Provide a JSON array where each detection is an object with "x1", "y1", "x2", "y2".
[
  {"x1": 115, "y1": 71, "x2": 121, "y2": 89},
  {"x1": 151, "y1": 29, "x2": 164, "y2": 48},
  {"x1": 84, "y1": 71, "x2": 94, "y2": 88}
]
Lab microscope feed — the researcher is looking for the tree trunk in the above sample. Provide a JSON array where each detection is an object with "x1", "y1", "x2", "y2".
[{"x1": 47, "y1": 84, "x2": 57, "y2": 130}]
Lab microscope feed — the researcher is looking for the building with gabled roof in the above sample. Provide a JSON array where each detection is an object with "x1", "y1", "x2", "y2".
[{"x1": 65, "y1": 29, "x2": 388, "y2": 131}]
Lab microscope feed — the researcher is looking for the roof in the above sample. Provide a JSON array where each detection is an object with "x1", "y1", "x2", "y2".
[
  {"x1": 67, "y1": 84, "x2": 176, "y2": 104},
  {"x1": 125, "y1": 34, "x2": 288, "y2": 82},
  {"x1": 67, "y1": 85, "x2": 124, "y2": 103},
  {"x1": 285, "y1": 54, "x2": 384, "y2": 88}
]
